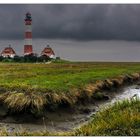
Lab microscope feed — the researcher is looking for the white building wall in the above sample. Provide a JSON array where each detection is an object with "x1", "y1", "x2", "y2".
[{"x1": 1, "y1": 54, "x2": 15, "y2": 58}]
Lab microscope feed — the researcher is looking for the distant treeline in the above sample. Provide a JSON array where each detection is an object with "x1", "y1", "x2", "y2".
[{"x1": 0, "y1": 55, "x2": 60, "y2": 63}]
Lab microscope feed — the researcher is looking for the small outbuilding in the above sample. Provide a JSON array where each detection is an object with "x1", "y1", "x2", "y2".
[
  {"x1": 1, "y1": 45, "x2": 16, "y2": 58},
  {"x1": 41, "y1": 45, "x2": 55, "y2": 58}
]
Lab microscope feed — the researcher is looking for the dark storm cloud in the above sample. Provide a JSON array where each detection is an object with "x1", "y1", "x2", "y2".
[{"x1": 0, "y1": 4, "x2": 140, "y2": 41}]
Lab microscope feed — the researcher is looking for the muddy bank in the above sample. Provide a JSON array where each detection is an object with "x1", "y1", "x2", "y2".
[{"x1": 0, "y1": 83, "x2": 140, "y2": 133}]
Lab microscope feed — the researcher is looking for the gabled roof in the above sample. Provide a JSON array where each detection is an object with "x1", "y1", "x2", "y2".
[
  {"x1": 1, "y1": 47, "x2": 16, "y2": 55},
  {"x1": 41, "y1": 45, "x2": 55, "y2": 57}
]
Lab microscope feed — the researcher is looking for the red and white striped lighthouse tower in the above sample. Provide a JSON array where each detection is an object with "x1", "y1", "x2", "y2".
[{"x1": 24, "y1": 12, "x2": 33, "y2": 55}]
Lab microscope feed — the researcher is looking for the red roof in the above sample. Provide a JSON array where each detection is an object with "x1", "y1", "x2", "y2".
[
  {"x1": 41, "y1": 46, "x2": 55, "y2": 57},
  {"x1": 1, "y1": 47, "x2": 16, "y2": 55}
]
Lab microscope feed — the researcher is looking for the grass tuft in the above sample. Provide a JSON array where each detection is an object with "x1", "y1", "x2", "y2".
[
  {"x1": 2, "y1": 92, "x2": 46, "y2": 112},
  {"x1": 73, "y1": 98, "x2": 140, "y2": 136}
]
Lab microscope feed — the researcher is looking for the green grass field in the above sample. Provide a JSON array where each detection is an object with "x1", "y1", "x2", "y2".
[
  {"x1": 0, "y1": 62, "x2": 140, "y2": 136},
  {"x1": 1, "y1": 62, "x2": 140, "y2": 93},
  {"x1": 0, "y1": 62, "x2": 140, "y2": 113}
]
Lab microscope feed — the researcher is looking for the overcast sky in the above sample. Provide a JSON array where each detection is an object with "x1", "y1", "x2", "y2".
[{"x1": 0, "y1": 4, "x2": 140, "y2": 41}]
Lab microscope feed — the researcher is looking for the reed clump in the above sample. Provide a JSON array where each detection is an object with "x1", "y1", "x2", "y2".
[{"x1": 0, "y1": 92, "x2": 47, "y2": 113}]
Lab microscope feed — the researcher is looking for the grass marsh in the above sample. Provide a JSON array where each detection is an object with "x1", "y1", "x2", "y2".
[{"x1": 0, "y1": 62, "x2": 140, "y2": 113}]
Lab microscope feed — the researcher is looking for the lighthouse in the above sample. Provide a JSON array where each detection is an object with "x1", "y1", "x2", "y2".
[{"x1": 24, "y1": 12, "x2": 33, "y2": 56}]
